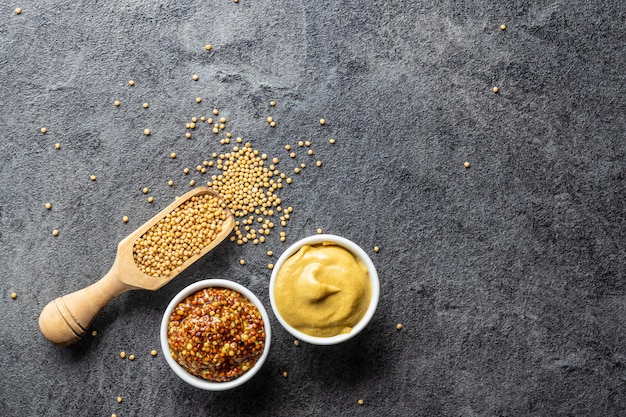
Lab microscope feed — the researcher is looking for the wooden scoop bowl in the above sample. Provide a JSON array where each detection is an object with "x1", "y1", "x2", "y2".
[{"x1": 39, "y1": 187, "x2": 234, "y2": 346}]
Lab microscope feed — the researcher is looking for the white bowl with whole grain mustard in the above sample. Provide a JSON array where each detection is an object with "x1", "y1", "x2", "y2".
[
  {"x1": 160, "y1": 279, "x2": 271, "y2": 390},
  {"x1": 269, "y1": 234, "x2": 379, "y2": 345}
]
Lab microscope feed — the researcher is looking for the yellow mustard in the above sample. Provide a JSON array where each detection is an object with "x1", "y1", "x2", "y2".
[{"x1": 274, "y1": 242, "x2": 371, "y2": 337}]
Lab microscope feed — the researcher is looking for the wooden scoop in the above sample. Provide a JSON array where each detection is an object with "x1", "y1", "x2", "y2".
[{"x1": 39, "y1": 186, "x2": 234, "y2": 346}]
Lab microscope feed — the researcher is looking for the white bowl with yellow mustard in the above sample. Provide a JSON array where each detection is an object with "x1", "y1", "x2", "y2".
[{"x1": 269, "y1": 234, "x2": 379, "y2": 345}]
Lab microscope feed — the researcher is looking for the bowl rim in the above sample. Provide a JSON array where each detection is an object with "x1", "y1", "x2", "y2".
[
  {"x1": 160, "y1": 279, "x2": 271, "y2": 391},
  {"x1": 269, "y1": 234, "x2": 380, "y2": 345}
]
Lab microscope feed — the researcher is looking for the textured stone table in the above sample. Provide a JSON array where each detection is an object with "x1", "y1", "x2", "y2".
[{"x1": 1, "y1": 1, "x2": 624, "y2": 416}]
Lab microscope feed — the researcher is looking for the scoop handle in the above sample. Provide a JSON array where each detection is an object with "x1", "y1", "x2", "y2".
[{"x1": 39, "y1": 269, "x2": 133, "y2": 346}]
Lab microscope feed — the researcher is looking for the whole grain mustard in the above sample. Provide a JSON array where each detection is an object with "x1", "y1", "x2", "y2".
[{"x1": 274, "y1": 243, "x2": 371, "y2": 337}]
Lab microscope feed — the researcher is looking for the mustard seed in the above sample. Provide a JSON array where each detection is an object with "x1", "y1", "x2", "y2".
[
  {"x1": 358, "y1": 399, "x2": 364, "y2": 405},
  {"x1": 272, "y1": 157, "x2": 279, "y2": 164},
  {"x1": 143, "y1": 187, "x2": 149, "y2": 194},
  {"x1": 144, "y1": 128, "x2": 151, "y2": 136},
  {"x1": 129, "y1": 354, "x2": 135, "y2": 361},
  {"x1": 196, "y1": 97, "x2": 202, "y2": 103},
  {"x1": 15, "y1": 8, "x2": 22, "y2": 14},
  {"x1": 189, "y1": 180, "x2": 196, "y2": 186},
  {"x1": 268, "y1": 263, "x2": 274, "y2": 269},
  {"x1": 171, "y1": 152, "x2": 177, "y2": 159},
  {"x1": 168, "y1": 180, "x2": 174, "y2": 187},
  {"x1": 267, "y1": 116, "x2": 273, "y2": 123},
  {"x1": 53, "y1": 228, "x2": 60, "y2": 236},
  {"x1": 240, "y1": 259, "x2": 246, "y2": 265},
  {"x1": 464, "y1": 161, "x2": 471, "y2": 168},
  {"x1": 183, "y1": 167, "x2": 190, "y2": 174},
  {"x1": 213, "y1": 108, "x2": 219, "y2": 115},
  {"x1": 192, "y1": 74, "x2": 199, "y2": 81},
  {"x1": 307, "y1": 149, "x2": 313, "y2": 155},
  {"x1": 186, "y1": 132, "x2": 192, "y2": 139},
  {"x1": 120, "y1": 351, "x2": 126, "y2": 359},
  {"x1": 298, "y1": 141, "x2": 304, "y2": 147},
  {"x1": 114, "y1": 100, "x2": 121, "y2": 107},
  {"x1": 282, "y1": 371, "x2": 288, "y2": 377},
  {"x1": 205, "y1": 44, "x2": 212, "y2": 51},
  {"x1": 40, "y1": 127, "x2": 47, "y2": 134},
  {"x1": 329, "y1": 138, "x2": 336, "y2": 144},
  {"x1": 123, "y1": 216, "x2": 129, "y2": 223},
  {"x1": 500, "y1": 24, "x2": 507, "y2": 30},
  {"x1": 396, "y1": 323, "x2": 403, "y2": 330},
  {"x1": 293, "y1": 340, "x2": 300, "y2": 346},
  {"x1": 143, "y1": 102, "x2": 149, "y2": 109},
  {"x1": 55, "y1": 143, "x2": 61, "y2": 150},
  {"x1": 267, "y1": 250, "x2": 273, "y2": 256},
  {"x1": 147, "y1": 197, "x2": 154, "y2": 203},
  {"x1": 374, "y1": 246, "x2": 380, "y2": 253},
  {"x1": 45, "y1": 202, "x2": 52, "y2": 210},
  {"x1": 151, "y1": 350, "x2": 158, "y2": 356},
  {"x1": 319, "y1": 118, "x2": 326, "y2": 125},
  {"x1": 317, "y1": 228, "x2": 322, "y2": 234},
  {"x1": 10, "y1": 292, "x2": 17, "y2": 299},
  {"x1": 90, "y1": 175, "x2": 96, "y2": 181},
  {"x1": 117, "y1": 396, "x2": 122, "y2": 403},
  {"x1": 92, "y1": 330, "x2": 97, "y2": 336},
  {"x1": 492, "y1": 86, "x2": 499, "y2": 94},
  {"x1": 316, "y1": 160, "x2": 322, "y2": 167},
  {"x1": 285, "y1": 144, "x2": 291, "y2": 151},
  {"x1": 269, "y1": 121, "x2": 276, "y2": 127},
  {"x1": 270, "y1": 101, "x2": 276, "y2": 107},
  {"x1": 128, "y1": 80, "x2": 134, "y2": 86}
]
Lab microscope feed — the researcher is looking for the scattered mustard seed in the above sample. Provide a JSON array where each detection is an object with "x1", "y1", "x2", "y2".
[
  {"x1": 196, "y1": 97, "x2": 202, "y2": 103},
  {"x1": 144, "y1": 128, "x2": 151, "y2": 136},
  {"x1": 298, "y1": 141, "x2": 304, "y2": 147},
  {"x1": 268, "y1": 263, "x2": 274, "y2": 270},
  {"x1": 168, "y1": 180, "x2": 174, "y2": 187},
  {"x1": 120, "y1": 351, "x2": 126, "y2": 359},
  {"x1": 185, "y1": 132, "x2": 192, "y2": 139},
  {"x1": 358, "y1": 399, "x2": 364, "y2": 405},
  {"x1": 267, "y1": 116, "x2": 273, "y2": 123},
  {"x1": 464, "y1": 161, "x2": 471, "y2": 168},
  {"x1": 396, "y1": 323, "x2": 403, "y2": 330},
  {"x1": 40, "y1": 127, "x2": 47, "y2": 134},
  {"x1": 307, "y1": 149, "x2": 313, "y2": 155},
  {"x1": 55, "y1": 143, "x2": 61, "y2": 150},
  {"x1": 142, "y1": 187, "x2": 149, "y2": 194},
  {"x1": 147, "y1": 197, "x2": 154, "y2": 203},
  {"x1": 317, "y1": 228, "x2": 323, "y2": 234},
  {"x1": 189, "y1": 180, "x2": 196, "y2": 186},
  {"x1": 15, "y1": 8, "x2": 22, "y2": 14},
  {"x1": 374, "y1": 246, "x2": 380, "y2": 253},
  {"x1": 45, "y1": 202, "x2": 52, "y2": 210},
  {"x1": 319, "y1": 118, "x2": 326, "y2": 125},
  {"x1": 329, "y1": 138, "x2": 336, "y2": 144},
  {"x1": 293, "y1": 340, "x2": 300, "y2": 346},
  {"x1": 239, "y1": 259, "x2": 246, "y2": 265},
  {"x1": 270, "y1": 121, "x2": 276, "y2": 127},
  {"x1": 52, "y1": 229, "x2": 59, "y2": 236},
  {"x1": 91, "y1": 330, "x2": 97, "y2": 336},
  {"x1": 285, "y1": 144, "x2": 291, "y2": 151},
  {"x1": 267, "y1": 250, "x2": 273, "y2": 256},
  {"x1": 128, "y1": 80, "x2": 135, "y2": 86},
  {"x1": 192, "y1": 74, "x2": 199, "y2": 81},
  {"x1": 116, "y1": 396, "x2": 123, "y2": 403},
  {"x1": 114, "y1": 100, "x2": 121, "y2": 107},
  {"x1": 205, "y1": 44, "x2": 212, "y2": 51},
  {"x1": 270, "y1": 101, "x2": 276, "y2": 107},
  {"x1": 10, "y1": 292, "x2": 17, "y2": 299},
  {"x1": 122, "y1": 216, "x2": 129, "y2": 223},
  {"x1": 282, "y1": 371, "x2": 288, "y2": 378},
  {"x1": 128, "y1": 354, "x2": 135, "y2": 361},
  {"x1": 492, "y1": 86, "x2": 500, "y2": 94},
  {"x1": 500, "y1": 24, "x2": 507, "y2": 30},
  {"x1": 213, "y1": 108, "x2": 219, "y2": 115},
  {"x1": 316, "y1": 160, "x2": 322, "y2": 167},
  {"x1": 151, "y1": 350, "x2": 158, "y2": 357},
  {"x1": 142, "y1": 102, "x2": 149, "y2": 109},
  {"x1": 171, "y1": 152, "x2": 177, "y2": 159},
  {"x1": 90, "y1": 174, "x2": 96, "y2": 181}
]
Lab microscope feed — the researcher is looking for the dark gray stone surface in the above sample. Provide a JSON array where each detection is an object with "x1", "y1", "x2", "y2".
[{"x1": 1, "y1": 1, "x2": 625, "y2": 416}]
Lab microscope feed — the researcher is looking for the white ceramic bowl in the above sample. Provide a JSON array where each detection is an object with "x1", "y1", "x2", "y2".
[
  {"x1": 269, "y1": 234, "x2": 379, "y2": 345},
  {"x1": 160, "y1": 279, "x2": 271, "y2": 390}
]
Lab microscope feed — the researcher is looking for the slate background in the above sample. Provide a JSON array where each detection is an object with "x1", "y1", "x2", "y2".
[{"x1": 1, "y1": 1, "x2": 625, "y2": 416}]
